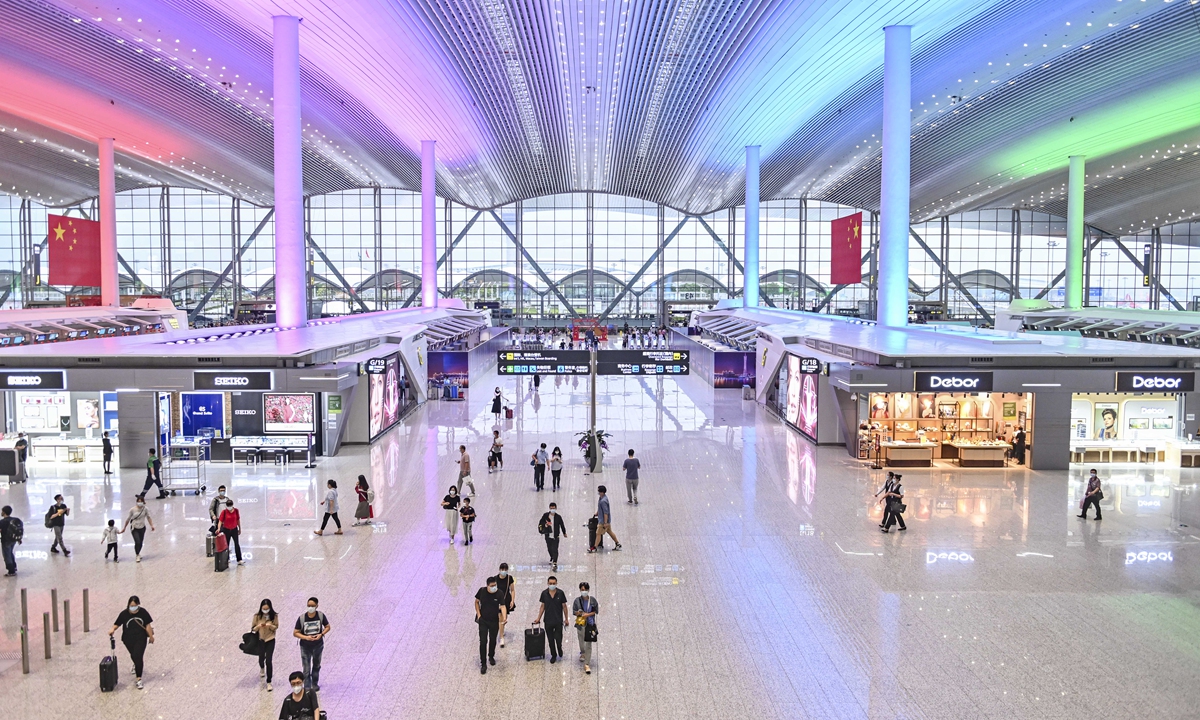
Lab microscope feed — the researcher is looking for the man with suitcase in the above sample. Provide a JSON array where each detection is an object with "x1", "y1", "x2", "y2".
[
  {"x1": 538, "y1": 502, "x2": 567, "y2": 569},
  {"x1": 534, "y1": 576, "x2": 570, "y2": 663},
  {"x1": 474, "y1": 576, "x2": 507, "y2": 674}
]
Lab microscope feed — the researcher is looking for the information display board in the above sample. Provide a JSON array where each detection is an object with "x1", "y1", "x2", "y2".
[
  {"x1": 596, "y1": 350, "x2": 690, "y2": 376},
  {"x1": 497, "y1": 350, "x2": 591, "y2": 375}
]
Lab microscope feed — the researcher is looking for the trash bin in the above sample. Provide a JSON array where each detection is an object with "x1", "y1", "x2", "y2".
[{"x1": 742, "y1": 385, "x2": 754, "y2": 401}]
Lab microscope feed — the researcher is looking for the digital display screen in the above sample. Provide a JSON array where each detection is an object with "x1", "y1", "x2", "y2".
[
  {"x1": 368, "y1": 352, "x2": 414, "y2": 441},
  {"x1": 785, "y1": 354, "x2": 818, "y2": 441},
  {"x1": 263, "y1": 393, "x2": 315, "y2": 434},
  {"x1": 497, "y1": 350, "x2": 591, "y2": 376}
]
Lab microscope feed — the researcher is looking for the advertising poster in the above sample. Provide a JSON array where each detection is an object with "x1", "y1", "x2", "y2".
[
  {"x1": 1094, "y1": 402, "x2": 1119, "y2": 440},
  {"x1": 785, "y1": 355, "x2": 802, "y2": 427},
  {"x1": 797, "y1": 372, "x2": 819, "y2": 441},
  {"x1": 76, "y1": 398, "x2": 100, "y2": 429},
  {"x1": 181, "y1": 393, "x2": 224, "y2": 437},
  {"x1": 713, "y1": 352, "x2": 756, "y2": 389},
  {"x1": 428, "y1": 351, "x2": 470, "y2": 388},
  {"x1": 263, "y1": 393, "x2": 316, "y2": 434},
  {"x1": 16, "y1": 391, "x2": 70, "y2": 433},
  {"x1": 368, "y1": 353, "x2": 402, "y2": 441}
]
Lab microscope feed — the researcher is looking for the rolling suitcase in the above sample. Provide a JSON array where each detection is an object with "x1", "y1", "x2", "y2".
[
  {"x1": 587, "y1": 516, "x2": 599, "y2": 549},
  {"x1": 504, "y1": 406, "x2": 514, "y2": 419},
  {"x1": 100, "y1": 637, "x2": 118, "y2": 692},
  {"x1": 205, "y1": 533, "x2": 216, "y2": 558},
  {"x1": 214, "y1": 532, "x2": 229, "y2": 572},
  {"x1": 524, "y1": 622, "x2": 545, "y2": 661}
]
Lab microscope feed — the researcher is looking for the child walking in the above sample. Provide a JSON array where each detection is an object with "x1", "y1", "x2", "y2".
[
  {"x1": 460, "y1": 497, "x2": 476, "y2": 545},
  {"x1": 102, "y1": 519, "x2": 121, "y2": 562}
]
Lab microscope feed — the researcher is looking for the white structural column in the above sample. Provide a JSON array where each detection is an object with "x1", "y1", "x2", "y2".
[
  {"x1": 273, "y1": 15, "x2": 307, "y2": 328},
  {"x1": 98, "y1": 137, "x2": 119, "y2": 306},
  {"x1": 1065, "y1": 155, "x2": 1086, "y2": 309},
  {"x1": 877, "y1": 25, "x2": 912, "y2": 328},
  {"x1": 743, "y1": 145, "x2": 761, "y2": 308},
  {"x1": 421, "y1": 140, "x2": 438, "y2": 307}
]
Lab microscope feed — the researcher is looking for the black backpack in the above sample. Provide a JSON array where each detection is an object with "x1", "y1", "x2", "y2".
[
  {"x1": 44, "y1": 506, "x2": 55, "y2": 529},
  {"x1": 2, "y1": 517, "x2": 23, "y2": 544}
]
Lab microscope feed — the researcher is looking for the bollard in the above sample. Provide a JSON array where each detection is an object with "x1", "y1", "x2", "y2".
[
  {"x1": 42, "y1": 612, "x2": 51, "y2": 660},
  {"x1": 51, "y1": 588, "x2": 59, "y2": 632},
  {"x1": 64, "y1": 600, "x2": 71, "y2": 646},
  {"x1": 20, "y1": 626, "x2": 29, "y2": 674},
  {"x1": 83, "y1": 588, "x2": 90, "y2": 632},
  {"x1": 20, "y1": 587, "x2": 27, "y2": 628}
]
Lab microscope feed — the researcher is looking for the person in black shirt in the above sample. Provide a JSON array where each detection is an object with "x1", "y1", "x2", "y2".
[
  {"x1": 534, "y1": 575, "x2": 570, "y2": 663},
  {"x1": 495, "y1": 563, "x2": 516, "y2": 648},
  {"x1": 459, "y1": 498, "x2": 476, "y2": 545},
  {"x1": 279, "y1": 671, "x2": 320, "y2": 720},
  {"x1": 292, "y1": 597, "x2": 330, "y2": 692},
  {"x1": 102, "y1": 431, "x2": 114, "y2": 475},
  {"x1": 474, "y1": 576, "x2": 507, "y2": 674},
  {"x1": 108, "y1": 595, "x2": 155, "y2": 689},
  {"x1": 538, "y1": 502, "x2": 568, "y2": 569},
  {"x1": 142, "y1": 448, "x2": 166, "y2": 499}
]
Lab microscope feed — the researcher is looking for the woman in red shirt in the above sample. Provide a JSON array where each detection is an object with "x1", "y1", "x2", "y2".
[
  {"x1": 218, "y1": 499, "x2": 245, "y2": 565},
  {"x1": 352, "y1": 475, "x2": 374, "y2": 526}
]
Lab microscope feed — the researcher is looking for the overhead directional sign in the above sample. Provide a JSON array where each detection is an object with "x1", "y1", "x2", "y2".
[
  {"x1": 497, "y1": 350, "x2": 591, "y2": 375},
  {"x1": 596, "y1": 350, "x2": 690, "y2": 376}
]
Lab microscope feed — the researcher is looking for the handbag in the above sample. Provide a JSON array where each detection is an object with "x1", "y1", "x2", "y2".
[
  {"x1": 584, "y1": 624, "x2": 598, "y2": 642},
  {"x1": 893, "y1": 503, "x2": 907, "y2": 514},
  {"x1": 239, "y1": 631, "x2": 262, "y2": 656}
]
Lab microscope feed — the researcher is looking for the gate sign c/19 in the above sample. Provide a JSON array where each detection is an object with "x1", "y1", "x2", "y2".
[
  {"x1": 596, "y1": 350, "x2": 690, "y2": 376},
  {"x1": 1115, "y1": 371, "x2": 1195, "y2": 392},
  {"x1": 913, "y1": 371, "x2": 993, "y2": 392},
  {"x1": 497, "y1": 350, "x2": 591, "y2": 375}
]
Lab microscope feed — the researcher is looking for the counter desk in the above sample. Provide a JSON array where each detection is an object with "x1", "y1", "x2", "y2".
[{"x1": 881, "y1": 442, "x2": 934, "y2": 468}]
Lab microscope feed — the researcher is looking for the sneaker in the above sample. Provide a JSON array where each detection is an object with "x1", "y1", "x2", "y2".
[
  {"x1": 634, "y1": 498, "x2": 638, "y2": 505},
  {"x1": 880, "y1": 528, "x2": 889, "y2": 533},
  {"x1": 613, "y1": 543, "x2": 622, "y2": 551},
  {"x1": 481, "y1": 664, "x2": 487, "y2": 675},
  {"x1": 51, "y1": 547, "x2": 59, "y2": 554},
  {"x1": 267, "y1": 683, "x2": 273, "y2": 692},
  {"x1": 500, "y1": 638, "x2": 505, "y2": 648},
  {"x1": 488, "y1": 657, "x2": 496, "y2": 666},
  {"x1": 586, "y1": 548, "x2": 596, "y2": 554},
  {"x1": 314, "y1": 530, "x2": 323, "y2": 536},
  {"x1": 5, "y1": 571, "x2": 16, "y2": 577},
  {"x1": 626, "y1": 500, "x2": 633, "y2": 505},
  {"x1": 1095, "y1": 517, "x2": 1103, "y2": 521},
  {"x1": 1076, "y1": 515, "x2": 1086, "y2": 519},
  {"x1": 261, "y1": 668, "x2": 266, "y2": 678},
  {"x1": 113, "y1": 558, "x2": 119, "y2": 563},
  {"x1": 585, "y1": 665, "x2": 591, "y2": 674},
  {"x1": 898, "y1": 527, "x2": 907, "y2": 532},
  {"x1": 136, "y1": 679, "x2": 144, "y2": 689},
  {"x1": 63, "y1": 551, "x2": 71, "y2": 557},
  {"x1": 135, "y1": 555, "x2": 142, "y2": 562},
  {"x1": 237, "y1": 560, "x2": 245, "y2": 565}
]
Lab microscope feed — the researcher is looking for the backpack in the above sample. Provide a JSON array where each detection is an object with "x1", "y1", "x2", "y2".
[
  {"x1": 44, "y1": 507, "x2": 55, "y2": 529},
  {"x1": 2, "y1": 517, "x2": 23, "y2": 544}
]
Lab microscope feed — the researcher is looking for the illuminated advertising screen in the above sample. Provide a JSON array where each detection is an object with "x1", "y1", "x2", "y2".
[
  {"x1": 368, "y1": 352, "x2": 402, "y2": 441},
  {"x1": 784, "y1": 354, "x2": 818, "y2": 441},
  {"x1": 263, "y1": 393, "x2": 315, "y2": 434}
]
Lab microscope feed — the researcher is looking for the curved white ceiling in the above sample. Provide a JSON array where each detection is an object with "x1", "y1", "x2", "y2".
[{"x1": 0, "y1": 0, "x2": 1196, "y2": 234}]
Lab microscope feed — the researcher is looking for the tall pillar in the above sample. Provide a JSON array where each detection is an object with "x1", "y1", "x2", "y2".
[
  {"x1": 743, "y1": 145, "x2": 760, "y2": 308},
  {"x1": 272, "y1": 15, "x2": 306, "y2": 328},
  {"x1": 1065, "y1": 155, "x2": 1086, "y2": 309},
  {"x1": 421, "y1": 140, "x2": 437, "y2": 308},
  {"x1": 97, "y1": 138, "x2": 119, "y2": 306},
  {"x1": 877, "y1": 25, "x2": 911, "y2": 328}
]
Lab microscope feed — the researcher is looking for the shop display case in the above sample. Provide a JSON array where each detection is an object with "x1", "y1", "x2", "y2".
[{"x1": 863, "y1": 391, "x2": 1031, "y2": 465}]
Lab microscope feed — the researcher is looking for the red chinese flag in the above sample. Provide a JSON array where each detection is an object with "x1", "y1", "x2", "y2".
[
  {"x1": 830, "y1": 212, "x2": 863, "y2": 285},
  {"x1": 47, "y1": 214, "x2": 103, "y2": 287}
]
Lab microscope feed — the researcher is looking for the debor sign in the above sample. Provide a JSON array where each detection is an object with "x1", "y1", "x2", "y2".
[
  {"x1": 914, "y1": 371, "x2": 993, "y2": 392},
  {"x1": 1115, "y1": 371, "x2": 1194, "y2": 392}
]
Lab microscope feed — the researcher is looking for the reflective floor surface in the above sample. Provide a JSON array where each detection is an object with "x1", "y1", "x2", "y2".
[{"x1": 1, "y1": 368, "x2": 1198, "y2": 719}]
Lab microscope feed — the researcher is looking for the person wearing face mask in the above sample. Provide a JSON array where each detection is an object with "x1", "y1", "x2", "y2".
[
  {"x1": 252, "y1": 599, "x2": 279, "y2": 691},
  {"x1": 538, "y1": 502, "x2": 568, "y2": 569},
  {"x1": 292, "y1": 597, "x2": 330, "y2": 692},
  {"x1": 1079, "y1": 469, "x2": 1103, "y2": 520},
  {"x1": 573, "y1": 582, "x2": 598, "y2": 674},
  {"x1": 489, "y1": 430, "x2": 504, "y2": 473},
  {"x1": 278, "y1": 671, "x2": 320, "y2": 720},
  {"x1": 313, "y1": 480, "x2": 342, "y2": 536},
  {"x1": 474, "y1": 576, "x2": 507, "y2": 674},
  {"x1": 119, "y1": 494, "x2": 155, "y2": 562},
  {"x1": 208, "y1": 486, "x2": 228, "y2": 530},
  {"x1": 456, "y1": 445, "x2": 476, "y2": 496},
  {"x1": 218, "y1": 498, "x2": 245, "y2": 565},
  {"x1": 495, "y1": 563, "x2": 516, "y2": 648},
  {"x1": 534, "y1": 575, "x2": 570, "y2": 663},
  {"x1": 108, "y1": 595, "x2": 154, "y2": 689},
  {"x1": 441, "y1": 486, "x2": 460, "y2": 543}
]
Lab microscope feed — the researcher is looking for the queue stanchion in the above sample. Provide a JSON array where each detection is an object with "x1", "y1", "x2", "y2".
[
  {"x1": 20, "y1": 587, "x2": 27, "y2": 628},
  {"x1": 42, "y1": 613, "x2": 51, "y2": 660},
  {"x1": 83, "y1": 588, "x2": 90, "y2": 632},
  {"x1": 64, "y1": 600, "x2": 71, "y2": 646},
  {"x1": 51, "y1": 588, "x2": 59, "y2": 632},
  {"x1": 20, "y1": 626, "x2": 29, "y2": 674}
]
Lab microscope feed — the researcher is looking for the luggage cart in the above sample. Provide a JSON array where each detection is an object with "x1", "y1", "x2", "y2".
[{"x1": 162, "y1": 451, "x2": 207, "y2": 496}]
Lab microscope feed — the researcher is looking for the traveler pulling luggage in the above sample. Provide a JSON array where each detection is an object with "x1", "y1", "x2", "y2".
[
  {"x1": 100, "y1": 636, "x2": 118, "y2": 692},
  {"x1": 524, "y1": 621, "x2": 546, "y2": 661},
  {"x1": 214, "y1": 532, "x2": 229, "y2": 572},
  {"x1": 505, "y1": 406, "x2": 514, "y2": 419}
]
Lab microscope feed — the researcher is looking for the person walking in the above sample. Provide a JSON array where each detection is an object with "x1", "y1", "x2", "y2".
[
  {"x1": 489, "y1": 431, "x2": 504, "y2": 473},
  {"x1": 490, "y1": 387, "x2": 504, "y2": 424},
  {"x1": 622, "y1": 449, "x2": 641, "y2": 505},
  {"x1": 0, "y1": 506, "x2": 22, "y2": 576},
  {"x1": 590, "y1": 486, "x2": 621, "y2": 552},
  {"x1": 142, "y1": 448, "x2": 166, "y2": 500},
  {"x1": 208, "y1": 486, "x2": 229, "y2": 530},
  {"x1": 108, "y1": 595, "x2": 154, "y2": 689},
  {"x1": 456, "y1": 445, "x2": 477, "y2": 496},
  {"x1": 532, "y1": 443, "x2": 548, "y2": 491},
  {"x1": 474, "y1": 576, "x2": 506, "y2": 674},
  {"x1": 1011, "y1": 427, "x2": 1027, "y2": 465},
  {"x1": 1079, "y1": 469, "x2": 1103, "y2": 520},
  {"x1": 279, "y1": 671, "x2": 320, "y2": 719},
  {"x1": 550, "y1": 447, "x2": 563, "y2": 491},
  {"x1": 460, "y1": 497, "x2": 476, "y2": 545},
  {"x1": 352, "y1": 475, "x2": 373, "y2": 526},
  {"x1": 252, "y1": 599, "x2": 279, "y2": 691},
  {"x1": 101, "y1": 519, "x2": 121, "y2": 562},
  {"x1": 441, "y1": 486, "x2": 460, "y2": 542},
  {"x1": 875, "y1": 472, "x2": 896, "y2": 528},
  {"x1": 881, "y1": 475, "x2": 907, "y2": 533},
  {"x1": 218, "y1": 498, "x2": 245, "y2": 565},
  {"x1": 102, "y1": 431, "x2": 114, "y2": 475},
  {"x1": 120, "y1": 494, "x2": 155, "y2": 562},
  {"x1": 538, "y1": 502, "x2": 568, "y2": 569},
  {"x1": 495, "y1": 563, "x2": 516, "y2": 648},
  {"x1": 293, "y1": 597, "x2": 330, "y2": 692},
  {"x1": 573, "y1": 581, "x2": 598, "y2": 674},
  {"x1": 313, "y1": 480, "x2": 342, "y2": 535},
  {"x1": 534, "y1": 575, "x2": 570, "y2": 663},
  {"x1": 47, "y1": 493, "x2": 70, "y2": 556}
]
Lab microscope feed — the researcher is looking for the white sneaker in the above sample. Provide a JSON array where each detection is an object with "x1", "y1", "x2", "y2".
[
  {"x1": 237, "y1": 560, "x2": 245, "y2": 565},
  {"x1": 136, "y1": 679, "x2": 144, "y2": 689},
  {"x1": 135, "y1": 555, "x2": 141, "y2": 563},
  {"x1": 260, "y1": 668, "x2": 266, "y2": 678}
]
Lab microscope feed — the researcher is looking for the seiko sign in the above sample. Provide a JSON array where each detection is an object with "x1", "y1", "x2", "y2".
[
  {"x1": 1116, "y1": 372, "x2": 1194, "y2": 392},
  {"x1": 0, "y1": 370, "x2": 66, "y2": 390},
  {"x1": 914, "y1": 371, "x2": 993, "y2": 392},
  {"x1": 193, "y1": 371, "x2": 273, "y2": 391}
]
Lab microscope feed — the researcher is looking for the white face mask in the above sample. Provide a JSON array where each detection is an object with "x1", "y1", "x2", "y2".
[
  {"x1": 128, "y1": 605, "x2": 138, "y2": 612},
  {"x1": 292, "y1": 684, "x2": 304, "y2": 694},
  {"x1": 499, "y1": 571, "x2": 507, "y2": 577},
  {"x1": 548, "y1": 584, "x2": 557, "y2": 592},
  {"x1": 307, "y1": 607, "x2": 317, "y2": 614},
  {"x1": 580, "y1": 591, "x2": 589, "y2": 597}
]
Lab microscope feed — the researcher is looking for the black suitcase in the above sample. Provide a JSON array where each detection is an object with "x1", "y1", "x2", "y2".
[
  {"x1": 214, "y1": 548, "x2": 229, "y2": 572},
  {"x1": 205, "y1": 534, "x2": 215, "y2": 558},
  {"x1": 100, "y1": 637, "x2": 118, "y2": 692},
  {"x1": 524, "y1": 622, "x2": 545, "y2": 661},
  {"x1": 587, "y1": 516, "x2": 599, "y2": 549}
]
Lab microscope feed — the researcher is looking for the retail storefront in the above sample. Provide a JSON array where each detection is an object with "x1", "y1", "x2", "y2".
[
  {"x1": 0, "y1": 370, "x2": 119, "y2": 463},
  {"x1": 1068, "y1": 370, "x2": 1195, "y2": 465}
]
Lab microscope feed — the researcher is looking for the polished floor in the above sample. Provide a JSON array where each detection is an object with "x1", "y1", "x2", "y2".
[{"x1": 1, "y1": 369, "x2": 1199, "y2": 719}]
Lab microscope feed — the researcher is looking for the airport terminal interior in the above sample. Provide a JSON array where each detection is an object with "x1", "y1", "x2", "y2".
[{"x1": 0, "y1": 0, "x2": 1198, "y2": 718}]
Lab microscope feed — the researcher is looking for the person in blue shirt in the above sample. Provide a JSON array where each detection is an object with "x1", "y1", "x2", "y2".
[{"x1": 589, "y1": 486, "x2": 621, "y2": 553}]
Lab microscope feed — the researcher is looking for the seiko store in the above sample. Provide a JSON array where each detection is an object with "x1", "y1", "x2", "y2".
[{"x1": 0, "y1": 369, "x2": 119, "y2": 464}]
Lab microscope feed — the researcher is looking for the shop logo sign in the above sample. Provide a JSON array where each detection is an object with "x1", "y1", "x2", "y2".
[
  {"x1": 6, "y1": 376, "x2": 42, "y2": 386},
  {"x1": 914, "y1": 371, "x2": 993, "y2": 392},
  {"x1": 0, "y1": 371, "x2": 65, "y2": 389},
  {"x1": 214, "y1": 376, "x2": 250, "y2": 386},
  {"x1": 193, "y1": 370, "x2": 273, "y2": 390},
  {"x1": 1132, "y1": 376, "x2": 1180, "y2": 389},
  {"x1": 1116, "y1": 371, "x2": 1194, "y2": 392}
]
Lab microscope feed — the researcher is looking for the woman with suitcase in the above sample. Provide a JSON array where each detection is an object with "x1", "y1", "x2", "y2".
[
  {"x1": 490, "y1": 388, "x2": 505, "y2": 423},
  {"x1": 108, "y1": 595, "x2": 154, "y2": 689}
]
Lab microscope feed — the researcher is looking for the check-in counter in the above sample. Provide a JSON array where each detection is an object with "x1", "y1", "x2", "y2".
[
  {"x1": 882, "y1": 441, "x2": 935, "y2": 467},
  {"x1": 952, "y1": 442, "x2": 1011, "y2": 467}
]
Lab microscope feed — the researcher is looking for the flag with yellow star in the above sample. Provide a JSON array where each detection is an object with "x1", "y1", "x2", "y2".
[
  {"x1": 830, "y1": 211, "x2": 863, "y2": 285},
  {"x1": 46, "y1": 214, "x2": 102, "y2": 288}
]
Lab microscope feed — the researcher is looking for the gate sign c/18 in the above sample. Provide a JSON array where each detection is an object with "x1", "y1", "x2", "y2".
[
  {"x1": 596, "y1": 350, "x2": 690, "y2": 376},
  {"x1": 497, "y1": 350, "x2": 591, "y2": 375}
]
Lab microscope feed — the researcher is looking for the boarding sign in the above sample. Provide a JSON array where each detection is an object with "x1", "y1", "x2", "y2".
[
  {"x1": 497, "y1": 350, "x2": 591, "y2": 376},
  {"x1": 596, "y1": 350, "x2": 690, "y2": 376}
]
